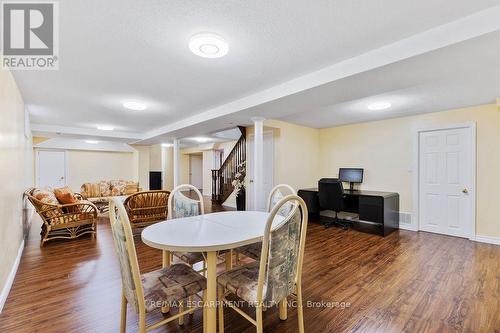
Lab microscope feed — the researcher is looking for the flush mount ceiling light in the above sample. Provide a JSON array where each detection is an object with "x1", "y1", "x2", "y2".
[
  {"x1": 161, "y1": 143, "x2": 173, "y2": 147},
  {"x1": 367, "y1": 101, "x2": 392, "y2": 111},
  {"x1": 122, "y1": 100, "x2": 147, "y2": 111},
  {"x1": 189, "y1": 33, "x2": 229, "y2": 58},
  {"x1": 192, "y1": 137, "x2": 211, "y2": 143},
  {"x1": 85, "y1": 140, "x2": 99, "y2": 144},
  {"x1": 97, "y1": 125, "x2": 114, "y2": 131}
]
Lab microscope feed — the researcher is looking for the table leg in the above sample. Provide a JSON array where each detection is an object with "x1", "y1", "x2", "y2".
[
  {"x1": 205, "y1": 251, "x2": 217, "y2": 333},
  {"x1": 161, "y1": 250, "x2": 171, "y2": 314},
  {"x1": 279, "y1": 297, "x2": 288, "y2": 320},
  {"x1": 224, "y1": 250, "x2": 233, "y2": 271}
]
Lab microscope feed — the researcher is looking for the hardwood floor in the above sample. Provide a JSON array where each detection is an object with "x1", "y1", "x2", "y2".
[{"x1": 1, "y1": 199, "x2": 499, "y2": 332}]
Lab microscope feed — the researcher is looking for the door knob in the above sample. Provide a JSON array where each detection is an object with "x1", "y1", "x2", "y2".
[{"x1": 462, "y1": 188, "x2": 468, "y2": 194}]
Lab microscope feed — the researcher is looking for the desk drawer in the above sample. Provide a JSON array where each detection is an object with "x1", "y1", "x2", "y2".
[{"x1": 359, "y1": 196, "x2": 383, "y2": 223}]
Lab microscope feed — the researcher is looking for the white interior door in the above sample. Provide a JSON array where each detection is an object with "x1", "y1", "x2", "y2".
[
  {"x1": 418, "y1": 127, "x2": 473, "y2": 238},
  {"x1": 37, "y1": 150, "x2": 66, "y2": 188},
  {"x1": 189, "y1": 154, "x2": 203, "y2": 190},
  {"x1": 247, "y1": 132, "x2": 274, "y2": 211}
]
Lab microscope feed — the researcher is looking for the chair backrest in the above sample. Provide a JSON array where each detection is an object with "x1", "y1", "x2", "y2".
[
  {"x1": 257, "y1": 195, "x2": 308, "y2": 306},
  {"x1": 318, "y1": 178, "x2": 344, "y2": 212},
  {"x1": 109, "y1": 198, "x2": 145, "y2": 314},
  {"x1": 266, "y1": 184, "x2": 296, "y2": 213},
  {"x1": 167, "y1": 184, "x2": 205, "y2": 219},
  {"x1": 123, "y1": 190, "x2": 170, "y2": 225}
]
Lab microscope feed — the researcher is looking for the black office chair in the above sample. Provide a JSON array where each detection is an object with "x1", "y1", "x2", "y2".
[{"x1": 318, "y1": 178, "x2": 351, "y2": 229}]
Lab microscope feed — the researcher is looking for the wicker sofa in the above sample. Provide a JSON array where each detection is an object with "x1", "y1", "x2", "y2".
[
  {"x1": 80, "y1": 180, "x2": 141, "y2": 213},
  {"x1": 25, "y1": 187, "x2": 98, "y2": 246}
]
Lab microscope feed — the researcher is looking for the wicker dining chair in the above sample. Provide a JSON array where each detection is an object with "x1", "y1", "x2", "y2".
[
  {"x1": 217, "y1": 195, "x2": 308, "y2": 333},
  {"x1": 123, "y1": 190, "x2": 170, "y2": 228},
  {"x1": 109, "y1": 198, "x2": 207, "y2": 333},
  {"x1": 235, "y1": 184, "x2": 296, "y2": 261}
]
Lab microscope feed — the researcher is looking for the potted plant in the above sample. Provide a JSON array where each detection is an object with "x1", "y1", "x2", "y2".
[{"x1": 232, "y1": 161, "x2": 246, "y2": 211}]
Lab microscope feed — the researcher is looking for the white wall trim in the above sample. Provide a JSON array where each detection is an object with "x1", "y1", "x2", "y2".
[
  {"x1": 473, "y1": 235, "x2": 500, "y2": 246},
  {"x1": 412, "y1": 122, "x2": 477, "y2": 239},
  {"x1": 0, "y1": 240, "x2": 25, "y2": 313}
]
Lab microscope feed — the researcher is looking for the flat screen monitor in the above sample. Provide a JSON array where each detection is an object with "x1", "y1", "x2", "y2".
[{"x1": 339, "y1": 168, "x2": 363, "y2": 190}]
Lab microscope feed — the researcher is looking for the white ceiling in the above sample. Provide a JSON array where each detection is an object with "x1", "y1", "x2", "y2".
[{"x1": 12, "y1": 1, "x2": 500, "y2": 143}]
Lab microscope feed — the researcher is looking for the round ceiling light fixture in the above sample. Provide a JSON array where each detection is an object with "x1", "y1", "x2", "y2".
[
  {"x1": 192, "y1": 137, "x2": 211, "y2": 143},
  {"x1": 85, "y1": 140, "x2": 99, "y2": 144},
  {"x1": 189, "y1": 33, "x2": 229, "y2": 58},
  {"x1": 122, "y1": 100, "x2": 147, "y2": 111},
  {"x1": 97, "y1": 125, "x2": 114, "y2": 131},
  {"x1": 367, "y1": 101, "x2": 392, "y2": 111}
]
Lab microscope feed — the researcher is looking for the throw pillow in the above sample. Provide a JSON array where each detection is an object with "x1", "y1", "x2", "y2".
[
  {"x1": 32, "y1": 188, "x2": 62, "y2": 218},
  {"x1": 54, "y1": 186, "x2": 77, "y2": 204}
]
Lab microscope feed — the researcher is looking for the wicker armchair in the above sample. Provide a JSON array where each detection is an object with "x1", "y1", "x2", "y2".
[
  {"x1": 24, "y1": 188, "x2": 98, "y2": 246},
  {"x1": 123, "y1": 190, "x2": 170, "y2": 228}
]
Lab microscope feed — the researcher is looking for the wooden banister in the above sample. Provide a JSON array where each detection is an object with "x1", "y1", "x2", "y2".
[{"x1": 211, "y1": 131, "x2": 246, "y2": 204}]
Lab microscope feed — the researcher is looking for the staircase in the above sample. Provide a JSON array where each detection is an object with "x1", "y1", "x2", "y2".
[{"x1": 211, "y1": 127, "x2": 246, "y2": 204}]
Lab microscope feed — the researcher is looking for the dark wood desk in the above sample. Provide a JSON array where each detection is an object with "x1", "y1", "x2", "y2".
[{"x1": 298, "y1": 188, "x2": 399, "y2": 236}]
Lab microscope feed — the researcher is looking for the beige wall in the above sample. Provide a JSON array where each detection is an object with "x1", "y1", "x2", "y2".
[
  {"x1": 132, "y1": 145, "x2": 150, "y2": 190},
  {"x1": 0, "y1": 69, "x2": 33, "y2": 302},
  {"x1": 319, "y1": 104, "x2": 500, "y2": 238},
  {"x1": 162, "y1": 147, "x2": 174, "y2": 191},
  {"x1": 257, "y1": 120, "x2": 320, "y2": 191},
  {"x1": 63, "y1": 150, "x2": 135, "y2": 192}
]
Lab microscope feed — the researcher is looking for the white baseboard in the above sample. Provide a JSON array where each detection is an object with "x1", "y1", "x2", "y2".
[
  {"x1": 399, "y1": 211, "x2": 416, "y2": 231},
  {"x1": 0, "y1": 240, "x2": 25, "y2": 313},
  {"x1": 473, "y1": 235, "x2": 500, "y2": 245},
  {"x1": 399, "y1": 224, "x2": 418, "y2": 231}
]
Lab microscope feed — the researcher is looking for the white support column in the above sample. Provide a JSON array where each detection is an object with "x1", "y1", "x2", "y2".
[
  {"x1": 252, "y1": 117, "x2": 265, "y2": 211},
  {"x1": 173, "y1": 138, "x2": 180, "y2": 188}
]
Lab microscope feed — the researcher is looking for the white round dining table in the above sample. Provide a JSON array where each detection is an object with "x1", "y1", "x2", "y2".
[{"x1": 141, "y1": 210, "x2": 284, "y2": 333}]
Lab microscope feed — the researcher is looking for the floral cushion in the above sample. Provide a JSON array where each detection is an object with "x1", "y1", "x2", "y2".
[
  {"x1": 172, "y1": 192, "x2": 200, "y2": 218},
  {"x1": 217, "y1": 262, "x2": 263, "y2": 305},
  {"x1": 99, "y1": 181, "x2": 111, "y2": 197},
  {"x1": 221, "y1": 207, "x2": 302, "y2": 307},
  {"x1": 270, "y1": 189, "x2": 295, "y2": 217},
  {"x1": 110, "y1": 180, "x2": 127, "y2": 196},
  {"x1": 32, "y1": 188, "x2": 62, "y2": 218},
  {"x1": 235, "y1": 242, "x2": 262, "y2": 260},
  {"x1": 109, "y1": 209, "x2": 139, "y2": 312},
  {"x1": 142, "y1": 264, "x2": 207, "y2": 313},
  {"x1": 173, "y1": 251, "x2": 205, "y2": 265},
  {"x1": 265, "y1": 208, "x2": 301, "y2": 304}
]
